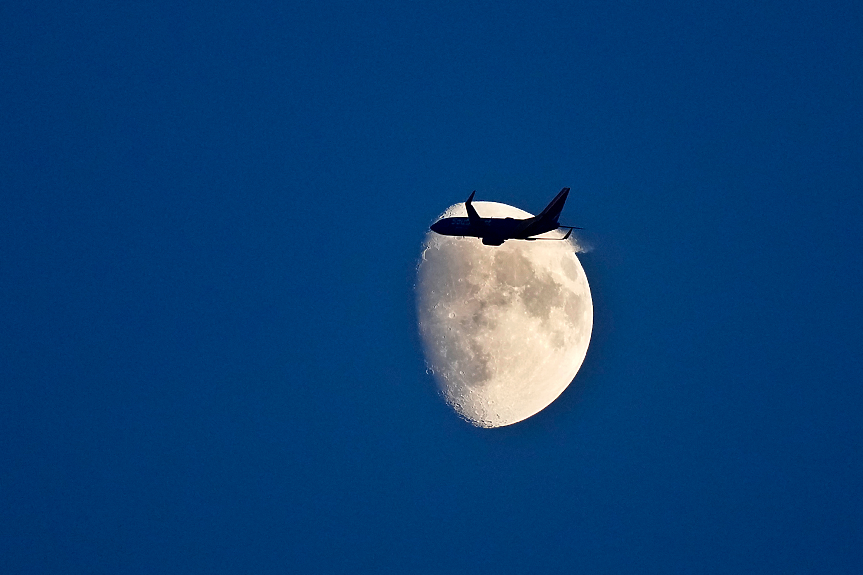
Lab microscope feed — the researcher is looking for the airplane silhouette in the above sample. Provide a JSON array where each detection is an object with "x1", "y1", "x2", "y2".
[{"x1": 429, "y1": 188, "x2": 579, "y2": 246}]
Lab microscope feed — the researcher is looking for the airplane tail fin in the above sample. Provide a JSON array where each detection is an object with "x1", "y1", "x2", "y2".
[
  {"x1": 535, "y1": 187, "x2": 570, "y2": 225},
  {"x1": 519, "y1": 187, "x2": 570, "y2": 237}
]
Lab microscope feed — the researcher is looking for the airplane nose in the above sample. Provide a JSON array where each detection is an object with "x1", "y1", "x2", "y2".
[{"x1": 430, "y1": 220, "x2": 442, "y2": 232}]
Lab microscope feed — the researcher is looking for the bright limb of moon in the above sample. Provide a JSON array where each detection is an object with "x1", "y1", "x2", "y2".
[{"x1": 416, "y1": 201, "x2": 593, "y2": 428}]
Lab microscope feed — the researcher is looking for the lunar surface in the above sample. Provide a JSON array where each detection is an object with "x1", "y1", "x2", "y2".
[{"x1": 416, "y1": 201, "x2": 593, "y2": 428}]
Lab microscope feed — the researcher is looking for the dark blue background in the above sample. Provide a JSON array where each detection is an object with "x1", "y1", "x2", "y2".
[{"x1": 2, "y1": 1, "x2": 861, "y2": 572}]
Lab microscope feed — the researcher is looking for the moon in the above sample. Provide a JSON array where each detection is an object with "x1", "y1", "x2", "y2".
[{"x1": 416, "y1": 200, "x2": 593, "y2": 428}]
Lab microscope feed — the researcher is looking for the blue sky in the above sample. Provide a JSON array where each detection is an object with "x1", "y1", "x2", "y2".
[{"x1": 2, "y1": 1, "x2": 862, "y2": 572}]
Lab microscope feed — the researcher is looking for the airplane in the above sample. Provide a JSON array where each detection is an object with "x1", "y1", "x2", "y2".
[{"x1": 429, "y1": 187, "x2": 580, "y2": 246}]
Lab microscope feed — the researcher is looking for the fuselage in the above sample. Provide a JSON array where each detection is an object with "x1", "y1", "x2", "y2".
[
  {"x1": 430, "y1": 216, "x2": 559, "y2": 245},
  {"x1": 429, "y1": 188, "x2": 570, "y2": 246}
]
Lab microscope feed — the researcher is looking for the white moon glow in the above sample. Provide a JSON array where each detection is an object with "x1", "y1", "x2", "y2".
[{"x1": 416, "y1": 201, "x2": 593, "y2": 428}]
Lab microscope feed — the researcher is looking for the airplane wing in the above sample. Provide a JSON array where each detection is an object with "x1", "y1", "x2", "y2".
[{"x1": 465, "y1": 191, "x2": 488, "y2": 232}]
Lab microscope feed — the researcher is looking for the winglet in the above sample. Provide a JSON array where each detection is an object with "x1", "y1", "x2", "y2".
[
  {"x1": 562, "y1": 228, "x2": 572, "y2": 240},
  {"x1": 465, "y1": 190, "x2": 483, "y2": 227}
]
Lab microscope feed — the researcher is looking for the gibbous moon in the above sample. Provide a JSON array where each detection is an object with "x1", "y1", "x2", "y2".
[{"x1": 416, "y1": 201, "x2": 593, "y2": 428}]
